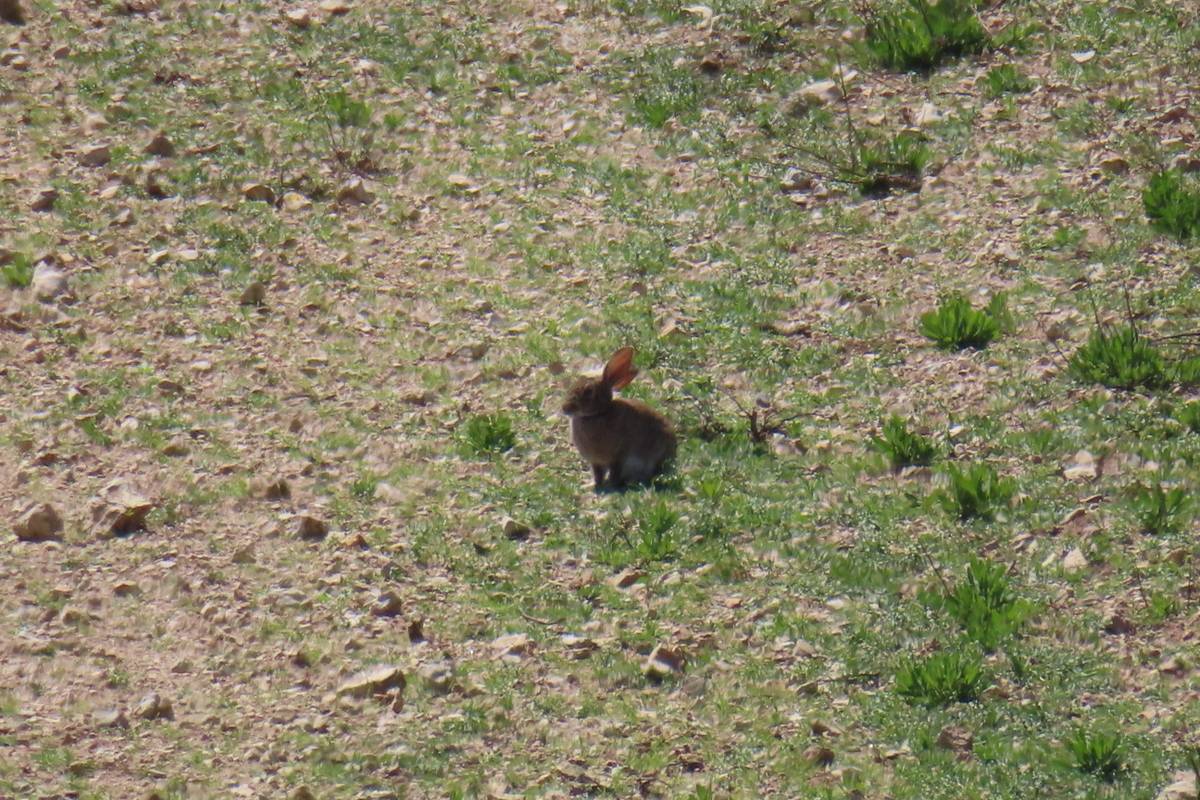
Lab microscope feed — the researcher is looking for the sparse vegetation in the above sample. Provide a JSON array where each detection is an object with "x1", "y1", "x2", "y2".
[
  {"x1": 319, "y1": 89, "x2": 376, "y2": 172},
  {"x1": 1068, "y1": 728, "x2": 1126, "y2": 782},
  {"x1": 1177, "y1": 401, "x2": 1200, "y2": 433},
  {"x1": 873, "y1": 415, "x2": 938, "y2": 469},
  {"x1": 1144, "y1": 169, "x2": 1200, "y2": 239},
  {"x1": 860, "y1": 0, "x2": 989, "y2": 71},
  {"x1": 939, "y1": 463, "x2": 1015, "y2": 521},
  {"x1": 851, "y1": 129, "x2": 931, "y2": 194},
  {"x1": 919, "y1": 294, "x2": 1005, "y2": 351},
  {"x1": 983, "y1": 64, "x2": 1034, "y2": 97},
  {"x1": 1, "y1": 0, "x2": 1194, "y2": 796},
  {"x1": 1, "y1": 252, "x2": 34, "y2": 289},
  {"x1": 1069, "y1": 325, "x2": 1168, "y2": 390},
  {"x1": 931, "y1": 559, "x2": 1029, "y2": 650},
  {"x1": 461, "y1": 413, "x2": 517, "y2": 455},
  {"x1": 1131, "y1": 482, "x2": 1191, "y2": 535},
  {"x1": 628, "y1": 501, "x2": 681, "y2": 562},
  {"x1": 895, "y1": 648, "x2": 988, "y2": 706}
]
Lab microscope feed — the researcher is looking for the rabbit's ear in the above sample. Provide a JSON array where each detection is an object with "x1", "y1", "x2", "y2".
[{"x1": 602, "y1": 346, "x2": 638, "y2": 390}]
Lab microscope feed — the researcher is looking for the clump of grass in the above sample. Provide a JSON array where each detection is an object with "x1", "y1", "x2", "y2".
[
  {"x1": 629, "y1": 56, "x2": 703, "y2": 129},
  {"x1": 895, "y1": 648, "x2": 987, "y2": 707},
  {"x1": 1068, "y1": 728, "x2": 1126, "y2": 782},
  {"x1": 983, "y1": 64, "x2": 1034, "y2": 97},
  {"x1": 461, "y1": 413, "x2": 516, "y2": 455},
  {"x1": 919, "y1": 294, "x2": 1003, "y2": 351},
  {"x1": 1, "y1": 252, "x2": 34, "y2": 288},
  {"x1": 350, "y1": 473, "x2": 379, "y2": 502},
  {"x1": 1068, "y1": 325, "x2": 1168, "y2": 390},
  {"x1": 1144, "y1": 169, "x2": 1200, "y2": 239},
  {"x1": 320, "y1": 89, "x2": 376, "y2": 172},
  {"x1": 1176, "y1": 401, "x2": 1200, "y2": 433},
  {"x1": 851, "y1": 130, "x2": 931, "y2": 195},
  {"x1": 872, "y1": 415, "x2": 939, "y2": 469},
  {"x1": 1130, "y1": 483, "x2": 1191, "y2": 535},
  {"x1": 630, "y1": 502, "x2": 681, "y2": 562},
  {"x1": 859, "y1": 0, "x2": 988, "y2": 72},
  {"x1": 932, "y1": 560, "x2": 1029, "y2": 650},
  {"x1": 1145, "y1": 591, "x2": 1179, "y2": 623},
  {"x1": 938, "y1": 463, "x2": 1015, "y2": 521}
]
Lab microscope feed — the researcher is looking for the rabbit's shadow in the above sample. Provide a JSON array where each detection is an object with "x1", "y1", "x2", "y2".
[{"x1": 594, "y1": 469, "x2": 681, "y2": 495}]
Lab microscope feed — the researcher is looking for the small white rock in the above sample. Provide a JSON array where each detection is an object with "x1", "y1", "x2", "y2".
[
  {"x1": 31, "y1": 263, "x2": 69, "y2": 301},
  {"x1": 281, "y1": 191, "x2": 312, "y2": 211},
  {"x1": 914, "y1": 102, "x2": 942, "y2": 127},
  {"x1": 1062, "y1": 547, "x2": 1088, "y2": 573},
  {"x1": 284, "y1": 6, "x2": 312, "y2": 27}
]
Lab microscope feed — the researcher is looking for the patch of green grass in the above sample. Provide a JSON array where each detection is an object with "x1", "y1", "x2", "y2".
[
  {"x1": 631, "y1": 501, "x2": 681, "y2": 561},
  {"x1": 626, "y1": 51, "x2": 704, "y2": 129},
  {"x1": 1144, "y1": 591, "x2": 1179, "y2": 624},
  {"x1": 862, "y1": 0, "x2": 989, "y2": 72},
  {"x1": 1144, "y1": 169, "x2": 1200, "y2": 239},
  {"x1": 461, "y1": 413, "x2": 516, "y2": 455},
  {"x1": 350, "y1": 473, "x2": 379, "y2": 502},
  {"x1": 602, "y1": 500, "x2": 682, "y2": 565},
  {"x1": 1130, "y1": 482, "x2": 1190, "y2": 535},
  {"x1": 1, "y1": 252, "x2": 34, "y2": 288},
  {"x1": 851, "y1": 130, "x2": 931, "y2": 195},
  {"x1": 1068, "y1": 727, "x2": 1125, "y2": 782},
  {"x1": 106, "y1": 666, "x2": 131, "y2": 689},
  {"x1": 919, "y1": 294, "x2": 1004, "y2": 351},
  {"x1": 33, "y1": 746, "x2": 74, "y2": 770},
  {"x1": 938, "y1": 463, "x2": 1015, "y2": 521},
  {"x1": 895, "y1": 648, "x2": 987, "y2": 707},
  {"x1": 931, "y1": 559, "x2": 1029, "y2": 650},
  {"x1": 1176, "y1": 401, "x2": 1200, "y2": 433},
  {"x1": 983, "y1": 64, "x2": 1034, "y2": 98},
  {"x1": 1068, "y1": 325, "x2": 1167, "y2": 390},
  {"x1": 319, "y1": 88, "x2": 376, "y2": 171},
  {"x1": 872, "y1": 415, "x2": 938, "y2": 469}
]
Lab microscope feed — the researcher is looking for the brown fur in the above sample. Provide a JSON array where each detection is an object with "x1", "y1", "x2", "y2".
[
  {"x1": 562, "y1": 347, "x2": 676, "y2": 490},
  {"x1": 0, "y1": 0, "x2": 24, "y2": 24}
]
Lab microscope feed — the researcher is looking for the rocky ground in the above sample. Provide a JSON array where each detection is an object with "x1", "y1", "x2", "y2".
[{"x1": 4, "y1": 0, "x2": 1200, "y2": 798}]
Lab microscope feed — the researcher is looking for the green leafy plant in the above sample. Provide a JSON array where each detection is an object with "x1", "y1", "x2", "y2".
[
  {"x1": 350, "y1": 473, "x2": 379, "y2": 502},
  {"x1": 1068, "y1": 728, "x2": 1125, "y2": 782},
  {"x1": 1145, "y1": 591, "x2": 1179, "y2": 623},
  {"x1": 860, "y1": 0, "x2": 989, "y2": 72},
  {"x1": 919, "y1": 294, "x2": 1002, "y2": 351},
  {"x1": 629, "y1": 55, "x2": 703, "y2": 129},
  {"x1": 1130, "y1": 483, "x2": 1191, "y2": 535},
  {"x1": 319, "y1": 89, "x2": 376, "y2": 172},
  {"x1": 461, "y1": 413, "x2": 516, "y2": 455},
  {"x1": 983, "y1": 64, "x2": 1034, "y2": 97},
  {"x1": 851, "y1": 130, "x2": 931, "y2": 195},
  {"x1": 630, "y1": 502, "x2": 681, "y2": 562},
  {"x1": 938, "y1": 463, "x2": 1015, "y2": 521},
  {"x1": 872, "y1": 415, "x2": 938, "y2": 469},
  {"x1": 1, "y1": 252, "x2": 34, "y2": 289},
  {"x1": 933, "y1": 560, "x2": 1029, "y2": 650},
  {"x1": 1176, "y1": 401, "x2": 1200, "y2": 434},
  {"x1": 895, "y1": 648, "x2": 987, "y2": 706},
  {"x1": 1144, "y1": 169, "x2": 1200, "y2": 239},
  {"x1": 1068, "y1": 325, "x2": 1167, "y2": 390}
]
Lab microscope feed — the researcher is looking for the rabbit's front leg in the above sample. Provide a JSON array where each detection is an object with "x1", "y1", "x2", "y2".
[
  {"x1": 591, "y1": 464, "x2": 607, "y2": 491},
  {"x1": 607, "y1": 463, "x2": 626, "y2": 490}
]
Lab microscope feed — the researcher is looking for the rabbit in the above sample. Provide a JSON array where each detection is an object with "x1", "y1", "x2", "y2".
[{"x1": 562, "y1": 346, "x2": 677, "y2": 491}]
